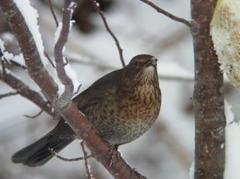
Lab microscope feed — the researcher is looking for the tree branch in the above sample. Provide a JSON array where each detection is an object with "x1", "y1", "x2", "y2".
[
  {"x1": 0, "y1": 49, "x2": 51, "y2": 115},
  {"x1": 24, "y1": 109, "x2": 44, "y2": 119},
  {"x1": 47, "y1": 0, "x2": 59, "y2": 27},
  {"x1": 0, "y1": 1, "x2": 146, "y2": 178},
  {"x1": 0, "y1": 92, "x2": 18, "y2": 99},
  {"x1": 44, "y1": 51, "x2": 56, "y2": 68},
  {"x1": 0, "y1": 71, "x2": 52, "y2": 115},
  {"x1": 191, "y1": 1, "x2": 226, "y2": 178},
  {"x1": 140, "y1": 0, "x2": 192, "y2": 27},
  {"x1": 1, "y1": 1, "x2": 59, "y2": 100},
  {"x1": 54, "y1": 0, "x2": 76, "y2": 107},
  {"x1": 90, "y1": 0, "x2": 125, "y2": 67},
  {"x1": 49, "y1": 147, "x2": 91, "y2": 162},
  {"x1": 81, "y1": 141, "x2": 93, "y2": 179},
  {"x1": 6, "y1": 59, "x2": 27, "y2": 69}
]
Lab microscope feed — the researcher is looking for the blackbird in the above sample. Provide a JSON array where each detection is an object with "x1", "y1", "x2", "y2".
[{"x1": 12, "y1": 54, "x2": 161, "y2": 166}]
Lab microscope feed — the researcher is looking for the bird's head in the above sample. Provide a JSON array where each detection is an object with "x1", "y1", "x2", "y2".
[{"x1": 124, "y1": 54, "x2": 159, "y2": 83}]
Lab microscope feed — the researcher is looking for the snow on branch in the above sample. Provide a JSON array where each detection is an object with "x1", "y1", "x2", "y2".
[
  {"x1": 54, "y1": 0, "x2": 76, "y2": 107},
  {"x1": 224, "y1": 101, "x2": 240, "y2": 179},
  {"x1": 14, "y1": 0, "x2": 48, "y2": 65},
  {"x1": 0, "y1": 38, "x2": 25, "y2": 66},
  {"x1": 0, "y1": 68, "x2": 52, "y2": 115},
  {"x1": 0, "y1": 0, "x2": 146, "y2": 178}
]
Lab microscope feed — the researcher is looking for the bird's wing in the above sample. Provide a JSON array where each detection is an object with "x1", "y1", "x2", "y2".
[{"x1": 73, "y1": 68, "x2": 122, "y2": 111}]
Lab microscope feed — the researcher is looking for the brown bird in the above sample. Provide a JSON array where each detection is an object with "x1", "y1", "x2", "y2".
[{"x1": 12, "y1": 54, "x2": 161, "y2": 166}]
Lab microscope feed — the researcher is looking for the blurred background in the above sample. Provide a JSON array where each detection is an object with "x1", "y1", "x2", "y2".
[{"x1": 0, "y1": 0, "x2": 239, "y2": 178}]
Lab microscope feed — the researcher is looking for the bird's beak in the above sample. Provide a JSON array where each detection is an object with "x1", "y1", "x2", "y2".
[{"x1": 151, "y1": 57, "x2": 158, "y2": 66}]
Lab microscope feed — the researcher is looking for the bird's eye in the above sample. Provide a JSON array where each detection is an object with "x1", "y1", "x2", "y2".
[
  {"x1": 136, "y1": 59, "x2": 148, "y2": 65},
  {"x1": 139, "y1": 60, "x2": 153, "y2": 67}
]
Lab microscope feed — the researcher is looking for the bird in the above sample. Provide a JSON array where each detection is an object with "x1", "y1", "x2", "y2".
[{"x1": 12, "y1": 54, "x2": 161, "y2": 167}]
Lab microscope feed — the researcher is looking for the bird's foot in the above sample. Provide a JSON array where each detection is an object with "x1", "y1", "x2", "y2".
[{"x1": 107, "y1": 145, "x2": 121, "y2": 167}]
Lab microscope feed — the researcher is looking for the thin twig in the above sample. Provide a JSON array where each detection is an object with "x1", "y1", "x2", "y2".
[
  {"x1": 140, "y1": 0, "x2": 192, "y2": 27},
  {"x1": 47, "y1": 0, "x2": 59, "y2": 27},
  {"x1": 24, "y1": 109, "x2": 44, "y2": 119},
  {"x1": 49, "y1": 148, "x2": 91, "y2": 162},
  {"x1": 1, "y1": 52, "x2": 27, "y2": 70},
  {"x1": 7, "y1": 59, "x2": 27, "y2": 69},
  {"x1": 81, "y1": 141, "x2": 93, "y2": 179},
  {"x1": 74, "y1": 83, "x2": 82, "y2": 95},
  {"x1": 44, "y1": 51, "x2": 56, "y2": 68},
  {"x1": 0, "y1": 71, "x2": 52, "y2": 115},
  {"x1": 0, "y1": 92, "x2": 18, "y2": 99},
  {"x1": 0, "y1": 47, "x2": 3, "y2": 57},
  {"x1": 90, "y1": 0, "x2": 125, "y2": 67},
  {"x1": 1, "y1": 57, "x2": 6, "y2": 76},
  {"x1": 1, "y1": 56, "x2": 51, "y2": 114}
]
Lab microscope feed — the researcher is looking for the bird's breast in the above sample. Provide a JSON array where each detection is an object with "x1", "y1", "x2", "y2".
[
  {"x1": 107, "y1": 83, "x2": 161, "y2": 144},
  {"x1": 85, "y1": 80, "x2": 161, "y2": 145},
  {"x1": 119, "y1": 83, "x2": 161, "y2": 118}
]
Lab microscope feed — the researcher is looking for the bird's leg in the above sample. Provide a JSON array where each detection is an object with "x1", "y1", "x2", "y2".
[{"x1": 107, "y1": 144, "x2": 121, "y2": 167}]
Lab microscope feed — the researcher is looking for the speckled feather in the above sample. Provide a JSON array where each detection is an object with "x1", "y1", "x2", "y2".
[
  {"x1": 12, "y1": 54, "x2": 161, "y2": 166},
  {"x1": 74, "y1": 55, "x2": 161, "y2": 145}
]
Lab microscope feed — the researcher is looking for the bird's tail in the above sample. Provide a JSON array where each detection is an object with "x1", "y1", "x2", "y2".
[{"x1": 12, "y1": 120, "x2": 74, "y2": 167}]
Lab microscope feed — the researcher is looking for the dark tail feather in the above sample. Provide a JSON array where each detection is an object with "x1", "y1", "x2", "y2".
[{"x1": 12, "y1": 119, "x2": 75, "y2": 167}]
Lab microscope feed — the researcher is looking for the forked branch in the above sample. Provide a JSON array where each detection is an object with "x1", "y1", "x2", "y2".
[{"x1": 0, "y1": 0, "x2": 146, "y2": 178}]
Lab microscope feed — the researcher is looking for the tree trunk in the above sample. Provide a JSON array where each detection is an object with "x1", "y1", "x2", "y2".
[{"x1": 191, "y1": 1, "x2": 226, "y2": 179}]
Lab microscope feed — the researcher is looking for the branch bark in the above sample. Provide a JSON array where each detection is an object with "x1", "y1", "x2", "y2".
[
  {"x1": 47, "y1": 0, "x2": 59, "y2": 27},
  {"x1": 140, "y1": 0, "x2": 192, "y2": 27},
  {"x1": 0, "y1": 0, "x2": 146, "y2": 178},
  {"x1": 0, "y1": 71, "x2": 52, "y2": 115},
  {"x1": 54, "y1": 0, "x2": 75, "y2": 107},
  {"x1": 0, "y1": 92, "x2": 18, "y2": 99},
  {"x1": 90, "y1": 0, "x2": 125, "y2": 67},
  {"x1": 191, "y1": 1, "x2": 226, "y2": 179}
]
